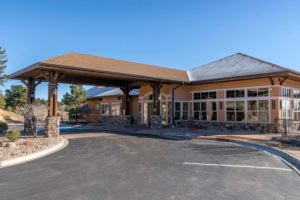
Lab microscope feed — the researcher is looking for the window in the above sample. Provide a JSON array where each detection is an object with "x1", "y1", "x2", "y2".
[
  {"x1": 281, "y1": 88, "x2": 291, "y2": 97},
  {"x1": 226, "y1": 90, "x2": 245, "y2": 98},
  {"x1": 226, "y1": 101, "x2": 245, "y2": 122},
  {"x1": 293, "y1": 89, "x2": 300, "y2": 98},
  {"x1": 294, "y1": 100, "x2": 300, "y2": 120},
  {"x1": 247, "y1": 88, "x2": 268, "y2": 97},
  {"x1": 175, "y1": 102, "x2": 181, "y2": 120},
  {"x1": 193, "y1": 102, "x2": 200, "y2": 120},
  {"x1": 193, "y1": 102, "x2": 217, "y2": 121},
  {"x1": 193, "y1": 91, "x2": 217, "y2": 100},
  {"x1": 100, "y1": 104, "x2": 109, "y2": 115},
  {"x1": 182, "y1": 102, "x2": 188, "y2": 120},
  {"x1": 175, "y1": 102, "x2": 189, "y2": 120},
  {"x1": 282, "y1": 100, "x2": 291, "y2": 119},
  {"x1": 247, "y1": 100, "x2": 269, "y2": 123},
  {"x1": 111, "y1": 103, "x2": 120, "y2": 116}
]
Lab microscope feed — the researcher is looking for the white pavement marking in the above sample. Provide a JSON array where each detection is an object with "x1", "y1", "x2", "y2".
[{"x1": 183, "y1": 162, "x2": 293, "y2": 171}]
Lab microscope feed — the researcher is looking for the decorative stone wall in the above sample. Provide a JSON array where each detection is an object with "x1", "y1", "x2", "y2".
[
  {"x1": 122, "y1": 115, "x2": 132, "y2": 126},
  {"x1": 99, "y1": 116, "x2": 110, "y2": 124},
  {"x1": 189, "y1": 121, "x2": 279, "y2": 133},
  {"x1": 132, "y1": 115, "x2": 142, "y2": 126},
  {"x1": 110, "y1": 116, "x2": 123, "y2": 125},
  {"x1": 45, "y1": 117, "x2": 60, "y2": 137},
  {"x1": 150, "y1": 115, "x2": 162, "y2": 129}
]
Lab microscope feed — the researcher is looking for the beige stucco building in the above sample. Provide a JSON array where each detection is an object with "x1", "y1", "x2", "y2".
[{"x1": 84, "y1": 53, "x2": 300, "y2": 133}]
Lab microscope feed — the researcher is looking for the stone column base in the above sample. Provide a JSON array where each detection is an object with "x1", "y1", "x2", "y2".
[
  {"x1": 150, "y1": 115, "x2": 162, "y2": 129},
  {"x1": 45, "y1": 117, "x2": 60, "y2": 137}
]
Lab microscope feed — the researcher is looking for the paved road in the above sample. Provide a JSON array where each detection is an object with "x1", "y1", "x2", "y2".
[{"x1": 0, "y1": 134, "x2": 299, "y2": 200}]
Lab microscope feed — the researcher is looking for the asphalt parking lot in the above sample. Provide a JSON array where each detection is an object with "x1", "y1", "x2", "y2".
[{"x1": 0, "y1": 134, "x2": 299, "y2": 200}]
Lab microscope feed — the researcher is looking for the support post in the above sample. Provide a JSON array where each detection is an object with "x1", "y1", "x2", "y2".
[
  {"x1": 172, "y1": 84, "x2": 183, "y2": 127},
  {"x1": 150, "y1": 82, "x2": 163, "y2": 128},
  {"x1": 121, "y1": 83, "x2": 130, "y2": 115},
  {"x1": 22, "y1": 78, "x2": 42, "y2": 133},
  {"x1": 41, "y1": 71, "x2": 64, "y2": 137}
]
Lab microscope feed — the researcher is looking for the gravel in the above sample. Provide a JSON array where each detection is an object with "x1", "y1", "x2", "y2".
[{"x1": 0, "y1": 136, "x2": 62, "y2": 161}]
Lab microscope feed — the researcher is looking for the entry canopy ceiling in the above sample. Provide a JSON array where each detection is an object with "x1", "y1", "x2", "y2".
[{"x1": 9, "y1": 52, "x2": 189, "y2": 86}]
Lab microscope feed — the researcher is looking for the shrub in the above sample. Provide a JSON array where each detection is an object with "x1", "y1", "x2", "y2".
[
  {"x1": 6, "y1": 130, "x2": 21, "y2": 141},
  {"x1": 0, "y1": 122, "x2": 8, "y2": 133}
]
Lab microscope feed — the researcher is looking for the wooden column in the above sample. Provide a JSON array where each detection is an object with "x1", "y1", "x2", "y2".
[
  {"x1": 151, "y1": 82, "x2": 163, "y2": 115},
  {"x1": 121, "y1": 83, "x2": 130, "y2": 115},
  {"x1": 22, "y1": 78, "x2": 42, "y2": 104},
  {"x1": 41, "y1": 71, "x2": 64, "y2": 117}
]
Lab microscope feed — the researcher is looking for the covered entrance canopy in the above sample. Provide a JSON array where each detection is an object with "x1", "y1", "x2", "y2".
[{"x1": 9, "y1": 52, "x2": 189, "y2": 136}]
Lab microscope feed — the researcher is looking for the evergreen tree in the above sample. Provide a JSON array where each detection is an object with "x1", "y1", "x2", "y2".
[
  {"x1": 0, "y1": 46, "x2": 8, "y2": 85},
  {"x1": 61, "y1": 85, "x2": 87, "y2": 122},
  {"x1": 5, "y1": 85, "x2": 27, "y2": 112}
]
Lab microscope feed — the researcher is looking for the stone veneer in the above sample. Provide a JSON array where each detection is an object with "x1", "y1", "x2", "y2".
[
  {"x1": 189, "y1": 121, "x2": 280, "y2": 133},
  {"x1": 45, "y1": 117, "x2": 60, "y2": 137},
  {"x1": 99, "y1": 115, "x2": 133, "y2": 126},
  {"x1": 150, "y1": 115, "x2": 162, "y2": 129}
]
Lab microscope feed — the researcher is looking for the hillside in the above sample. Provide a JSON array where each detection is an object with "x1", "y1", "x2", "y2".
[{"x1": 0, "y1": 109, "x2": 24, "y2": 123}]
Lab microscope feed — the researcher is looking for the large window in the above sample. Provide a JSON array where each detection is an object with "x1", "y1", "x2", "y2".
[
  {"x1": 282, "y1": 100, "x2": 291, "y2": 119},
  {"x1": 226, "y1": 101, "x2": 245, "y2": 122},
  {"x1": 294, "y1": 100, "x2": 300, "y2": 120},
  {"x1": 247, "y1": 100, "x2": 269, "y2": 123},
  {"x1": 293, "y1": 89, "x2": 300, "y2": 98},
  {"x1": 194, "y1": 91, "x2": 217, "y2": 100},
  {"x1": 100, "y1": 103, "x2": 109, "y2": 115},
  {"x1": 175, "y1": 102, "x2": 189, "y2": 120},
  {"x1": 111, "y1": 103, "x2": 120, "y2": 116},
  {"x1": 226, "y1": 90, "x2": 245, "y2": 98},
  {"x1": 281, "y1": 88, "x2": 292, "y2": 97},
  {"x1": 193, "y1": 102, "x2": 217, "y2": 121},
  {"x1": 247, "y1": 88, "x2": 268, "y2": 97}
]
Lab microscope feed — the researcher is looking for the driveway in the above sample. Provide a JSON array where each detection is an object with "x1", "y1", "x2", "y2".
[{"x1": 0, "y1": 134, "x2": 299, "y2": 200}]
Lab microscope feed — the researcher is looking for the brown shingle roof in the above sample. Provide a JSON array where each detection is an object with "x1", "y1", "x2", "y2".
[{"x1": 40, "y1": 52, "x2": 189, "y2": 82}]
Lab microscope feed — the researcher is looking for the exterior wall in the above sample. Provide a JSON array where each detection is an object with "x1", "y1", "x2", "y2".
[
  {"x1": 85, "y1": 96, "x2": 121, "y2": 123},
  {"x1": 85, "y1": 76, "x2": 300, "y2": 132},
  {"x1": 85, "y1": 99, "x2": 101, "y2": 122},
  {"x1": 85, "y1": 96, "x2": 140, "y2": 124}
]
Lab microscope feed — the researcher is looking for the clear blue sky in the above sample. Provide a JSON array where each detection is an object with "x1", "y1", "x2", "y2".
[{"x1": 1, "y1": 0, "x2": 300, "y2": 100}]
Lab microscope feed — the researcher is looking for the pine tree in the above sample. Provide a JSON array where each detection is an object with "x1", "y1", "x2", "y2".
[
  {"x1": 61, "y1": 85, "x2": 87, "y2": 123},
  {"x1": 0, "y1": 46, "x2": 8, "y2": 86}
]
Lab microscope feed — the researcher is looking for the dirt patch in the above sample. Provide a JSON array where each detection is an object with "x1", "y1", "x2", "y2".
[{"x1": 0, "y1": 109, "x2": 24, "y2": 123}]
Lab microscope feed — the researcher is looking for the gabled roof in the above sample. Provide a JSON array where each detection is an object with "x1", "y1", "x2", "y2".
[
  {"x1": 40, "y1": 52, "x2": 189, "y2": 83},
  {"x1": 86, "y1": 87, "x2": 139, "y2": 99},
  {"x1": 188, "y1": 53, "x2": 296, "y2": 83}
]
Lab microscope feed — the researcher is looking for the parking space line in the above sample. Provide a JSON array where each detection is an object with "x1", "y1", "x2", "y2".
[{"x1": 183, "y1": 162, "x2": 293, "y2": 171}]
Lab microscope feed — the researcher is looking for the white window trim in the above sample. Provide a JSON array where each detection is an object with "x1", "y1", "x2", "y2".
[
  {"x1": 174, "y1": 101, "x2": 189, "y2": 121},
  {"x1": 100, "y1": 103, "x2": 110, "y2": 116},
  {"x1": 192, "y1": 101, "x2": 218, "y2": 122}
]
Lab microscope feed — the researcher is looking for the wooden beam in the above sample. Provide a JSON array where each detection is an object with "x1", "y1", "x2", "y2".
[
  {"x1": 268, "y1": 77, "x2": 274, "y2": 85},
  {"x1": 280, "y1": 77, "x2": 288, "y2": 85}
]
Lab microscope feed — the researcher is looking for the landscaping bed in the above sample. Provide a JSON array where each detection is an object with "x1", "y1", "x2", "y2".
[{"x1": 0, "y1": 136, "x2": 63, "y2": 161}]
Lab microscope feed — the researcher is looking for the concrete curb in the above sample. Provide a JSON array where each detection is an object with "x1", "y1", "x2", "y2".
[
  {"x1": 0, "y1": 137, "x2": 69, "y2": 168},
  {"x1": 198, "y1": 137, "x2": 300, "y2": 175}
]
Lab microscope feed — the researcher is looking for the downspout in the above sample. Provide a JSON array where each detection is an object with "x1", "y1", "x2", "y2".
[{"x1": 172, "y1": 83, "x2": 184, "y2": 128}]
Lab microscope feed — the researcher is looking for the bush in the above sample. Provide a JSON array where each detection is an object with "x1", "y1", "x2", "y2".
[
  {"x1": 6, "y1": 130, "x2": 21, "y2": 141},
  {"x1": 0, "y1": 122, "x2": 8, "y2": 133}
]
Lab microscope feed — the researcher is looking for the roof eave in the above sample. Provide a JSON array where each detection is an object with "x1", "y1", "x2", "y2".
[{"x1": 189, "y1": 72, "x2": 290, "y2": 85}]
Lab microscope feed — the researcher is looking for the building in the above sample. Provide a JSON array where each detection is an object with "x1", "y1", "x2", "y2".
[
  {"x1": 82, "y1": 53, "x2": 300, "y2": 133},
  {"x1": 10, "y1": 52, "x2": 300, "y2": 136}
]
